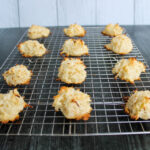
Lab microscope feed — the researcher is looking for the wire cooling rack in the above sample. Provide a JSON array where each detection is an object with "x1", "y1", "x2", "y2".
[{"x1": 0, "y1": 26, "x2": 150, "y2": 136}]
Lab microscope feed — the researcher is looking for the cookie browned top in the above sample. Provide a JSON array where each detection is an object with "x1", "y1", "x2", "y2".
[
  {"x1": 18, "y1": 40, "x2": 47, "y2": 57},
  {"x1": 3, "y1": 64, "x2": 32, "y2": 86},
  {"x1": 125, "y1": 90, "x2": 150, "y2": 120},
  {"x1": 102, "y1": 24, "x2": 123, "y2": 37},
  {"x1": 61, "y1": 39, "x2": 89, "y2": 56},
  {"x1": 112, "y1": 58, "x2": 146, "y2": 84},
  {"x1": 28, "y1": 25, "x2": 50, "y2": 39},
  {"x1": 53, "y1": 86, "x2": 92, "y2": 120},
  {"x1": 104, "y1": 34, "x2": 133, "y2": 55},
  {"x1": 64, "y1": 24, "x2": 86, "y2": 37},
  {"x1": 0, "y1": 89, "x2": 29, "y2": 123},
  {"x1": 58, "y1": 58, "x2": 87, "y2": 84}
]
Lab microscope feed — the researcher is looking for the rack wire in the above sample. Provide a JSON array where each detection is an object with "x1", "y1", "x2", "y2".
[{"x1": 0, "y1": 26, "x2": 150, "y2": 136}]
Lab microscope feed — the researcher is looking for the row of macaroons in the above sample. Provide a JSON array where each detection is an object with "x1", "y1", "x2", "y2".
[
  {"x1": 19, "y1": 23, "x2": 134, "y2": 58},
  {"x1": 101, "y1": 24, "x2": 150, "y2": 121},
  {"x1": 18, "y1": 23, "x2": 133, "y2": 58},
  {"x1": 0, "y1": 24, "x2": 150, "y2": 124}
]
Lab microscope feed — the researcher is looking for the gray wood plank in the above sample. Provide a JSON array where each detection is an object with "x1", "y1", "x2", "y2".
[
  {"x1": 96, "y1": 0, "x2": 134, "y2": 25},
  {"x1": 0, "y1": 28, "x2": 26, "y2": 68},
  {"x1": 0, "y1": 0, "x2": 19, "y2": 27},
  {"x1": 57, "y1": 0, "x2": 96, "y2": 25},
  {"x1": 19, "y1": 0, "x2": 57, "y2": 27},
  {"x1": 124, "y1": 25, "x2": 150, "y2": 64},
  {"x1": 2, "y1": 135, "x2": 150, "y2": 150},
  {"x1": 135, "y1": 0, "x2": 150, "y2": 24}
]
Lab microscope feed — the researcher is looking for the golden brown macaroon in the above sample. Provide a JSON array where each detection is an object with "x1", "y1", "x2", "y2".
[
  {"x1": 18, "y1": 40, "x2": 47, "y2": 57},
  {"x1": 64, "y1": 24, "x2": 86, "y2": 37},
  {"x1": 3, "y1": 64, "x2": 32, "y2": 86},
  {"x1": 28, "y1": 24, "x2": 50, "y2": 39},
  {"x1": 58, "y1": 58, "x2": 87, "y2": 84},
  {"x1": 53, "y1": 86, "x2": 92, "y2": 120},
  {"x1": 0, "y1": 89, "x2": 30, "y2": 123},
  {"x1": 104, "y1": 34, "x2": 133, "y2": 55},
  {"x1": 112, "y1": 58, "x2": 146, "y2": 84},
  {"x1": 125, "y1": 90, "x2": 150, "y2": 120},
  {"x1": 60, "y1": 39, "x2": 89, "y2": 56},
  {"x1": 101, "y1": 24, "x2": 123, "y2": 37}
]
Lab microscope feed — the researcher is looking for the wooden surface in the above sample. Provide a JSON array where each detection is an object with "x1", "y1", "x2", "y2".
[
  {"x1": 1, "y1": 0, "x2": 150, "y2": 27},
  {"x1": 0, "y1": 26, "x2": 150, "y2": 150}
]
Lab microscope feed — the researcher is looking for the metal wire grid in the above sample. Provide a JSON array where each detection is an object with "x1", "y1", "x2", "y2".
[{"x1": 0, "y1": 26, "x2": 150, "y2": 136}]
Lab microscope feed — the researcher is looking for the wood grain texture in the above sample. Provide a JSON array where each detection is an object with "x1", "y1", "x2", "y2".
[
  {"x1": 19, "y1": 0, "x2": 57, "y2": 27},
  {"x1": 135, "y1": 0, "x2": 150, "y2": 24},
  {"x1": 1, "y1": 134, "x2": 150, "y2": 150},
  {"x1": 96, "y1": 0, "x2": 134, "y2": 25},
  {"x1": 0, "y1": 0, "x2": 19, "y2": 28},
  {"x1": 57, "y1": 0, "x2": 96, "y2": 25},
  {"x1": 0, "y1": 28, "x2": 25, "y2": 66},
  {"x1": 1, "y1": 0, "x2": 150, "y2": 27},
  {"x1": 125, "y1": 26, "x2": 150, "y2": 64}
]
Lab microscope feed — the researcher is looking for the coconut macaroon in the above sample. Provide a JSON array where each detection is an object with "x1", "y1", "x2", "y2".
[
  {"x1": 28, "y1": 25, "x2": 50, "y2": 39},
  {"x1": 64, "y1": 24, "x2": 86, "y2": 37},
  {"x1": 101, "y1": 24, "x2": 123, "y2": 37},
  {"x1": 104, "y1": 34, "x2": 133, "y2": 55},
  {"x1": 58, "y1": 58, "x2": 87, "y2": 84},
  {"x1": 60, "y1": 39, "x2": 89, "y2": 56},
  {"x1": 0, "y1": 89, "x2": 30, "y2": 123},
  {"x1": 3, "y1": 65, "x2": 32, "y2": 86},
  {"x1": 53, "y1": 86, "x2": 92, "y2": 120},
  {"x1": 112, "y1": 58, "x2": 146, "y2": 84},
  {"x1": 18, "y1": 40, "x2": 47, "y2": 57},
  {"x1": 125, "y1": 90, "x2": 150, "y2": 120}
]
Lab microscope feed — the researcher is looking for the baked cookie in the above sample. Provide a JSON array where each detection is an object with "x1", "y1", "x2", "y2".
[
  {"x1": 0, "y1": 89, "x2": 30, "y2": 123},
  {"x1": 53, "y1": 86, "x2": 92, "y2": 120},
  {"x1": 104, "y1": 34, "x2": 133, "y2": 55},
  {"x1": 60, "y1": 39, "x2": 89, "y2": 56},
  {"x1": 58, "y1": 58, "x2": 86, "y2": 84},
  {"x1": 102, "y1": 24, "x2": 123, "y2": 37},
  {"x1": 125, "y1": 90, "x2": 150, "y2": 120},
  {"x1": 28, "y1": 25, "x2": 50, "y2": 39},
  {"x1": 18, "y1": 40, "x2": 47, "y2": 57},
  {"x1": 112, "y1": 58, "x2": 146, "y2": 84},
  {"x1": 3, "y1": 64, "x2": 32, "y2": 86},
  {"x1": 64, "y1": 24, "x2": 86, "y2": 37}
]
